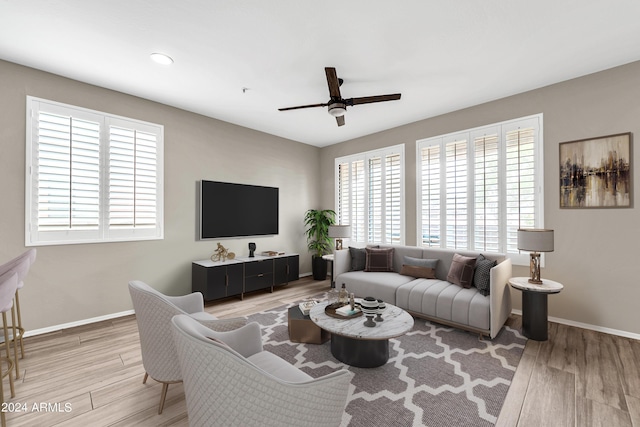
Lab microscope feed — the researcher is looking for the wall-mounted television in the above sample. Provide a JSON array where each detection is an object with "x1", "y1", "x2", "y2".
[{"x1": 199, "y1": 180, "x2": 279, "y2": 239}]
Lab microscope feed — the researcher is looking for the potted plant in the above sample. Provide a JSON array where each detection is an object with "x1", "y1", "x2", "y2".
[{"x1": 304, "y1": 209, "x2": 336, "y2": 280}]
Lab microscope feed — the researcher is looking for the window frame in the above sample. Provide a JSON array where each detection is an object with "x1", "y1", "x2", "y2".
[
  {"x1": 25, "y1": 96, "x2": 164, "y2": 246},
  {"x1": 416, "y1": 114, "x2": 544, "y2": 266},
  {"x1": 335, "y1": 144, "x2": 405, "y2": 246}
]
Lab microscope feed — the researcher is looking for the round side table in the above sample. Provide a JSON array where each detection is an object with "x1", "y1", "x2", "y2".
[{"x1": 509, "y1": 277, "x2": 563, "y2": 341}]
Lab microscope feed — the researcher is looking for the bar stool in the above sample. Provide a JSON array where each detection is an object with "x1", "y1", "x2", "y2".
[
  {"x1": 0, "y1": 249, "x2": 35, "y2": 379},
  {"x1": 0, "y1": 270, "x2": 17, "y2": 427}
]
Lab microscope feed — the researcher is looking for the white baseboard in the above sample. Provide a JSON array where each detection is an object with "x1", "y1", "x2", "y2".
[
  {"x1": 25, "y1": 309, "x2": 135, "y2": 338},
  {"x1": 511, "y1": 309, "x2": 640, "y2": 341}
]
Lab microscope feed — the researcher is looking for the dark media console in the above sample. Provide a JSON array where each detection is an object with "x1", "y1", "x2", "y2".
[{"x1": 192, "y1": 254, "x2": 299, "y2": 302}]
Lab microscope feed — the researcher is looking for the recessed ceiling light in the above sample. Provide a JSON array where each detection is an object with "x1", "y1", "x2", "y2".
[{"x1": 150, "y1": 53, "x2": 173, "y2": 65}]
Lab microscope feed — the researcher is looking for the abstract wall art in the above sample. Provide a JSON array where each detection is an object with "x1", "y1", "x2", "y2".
[{"x1": 559, "y1": 133, "x2": 632, "y2": 208}]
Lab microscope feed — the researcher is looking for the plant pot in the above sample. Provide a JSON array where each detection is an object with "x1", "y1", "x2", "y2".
[{"x1": 311, "y1": 256, "x2": 328, "y2": 281}]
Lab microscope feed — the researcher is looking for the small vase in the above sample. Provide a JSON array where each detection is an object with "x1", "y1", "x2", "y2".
[{"x1": 364, "y1": 314, "x2": 376, "y2": 327}]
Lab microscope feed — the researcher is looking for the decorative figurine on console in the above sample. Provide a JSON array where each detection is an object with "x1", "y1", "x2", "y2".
[
  {"x1": 248, "y1": 242, "x2": 256, "y2": 257},
  {"x1": 211, "y1": 243, "x2": 235, "y2": 262}
]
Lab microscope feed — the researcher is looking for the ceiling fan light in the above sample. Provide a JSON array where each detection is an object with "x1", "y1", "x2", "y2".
[{"x1": 328, "y1": 102, "x2": 346, "y2": 117}]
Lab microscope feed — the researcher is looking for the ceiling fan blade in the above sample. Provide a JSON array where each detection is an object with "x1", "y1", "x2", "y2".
[
  {"x1": 325, "y1": 67, "x2": 342, "y2": 99},
  {"x1": 278, "y1": 102, "x2": 327, "y2": 111},
  {"x1": 336, "y1": 115, "x2": 345, "y2": 127},
  {"x1": 348, "y1": 93, "x2": 402, "y2": 106}
]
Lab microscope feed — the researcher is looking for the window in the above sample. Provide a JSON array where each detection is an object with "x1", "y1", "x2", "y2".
[
  {"x1": 335, "y1": 144, "x2": 404, "y2": 245},
  {"x1": 25, "y1": 97, "x2": 164, "y2": 246},
  {"x1": 417, "y1": 115, "x2": 542, "y2": 264}
]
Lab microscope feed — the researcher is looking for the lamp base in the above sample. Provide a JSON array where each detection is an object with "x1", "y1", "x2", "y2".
[
  {"x1": 335, "y1": 238, "x2": 343, "y2": 251},
  {"x1": 529, "y1": 252, "x2": 542, "y2": 284}
]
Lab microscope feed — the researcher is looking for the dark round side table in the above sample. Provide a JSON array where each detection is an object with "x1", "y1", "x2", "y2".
[{"x1": 509, "y1": 277, "x2": 563, "y2": 341}]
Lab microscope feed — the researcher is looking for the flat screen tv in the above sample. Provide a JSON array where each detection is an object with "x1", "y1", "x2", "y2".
[{"x1": 199, "y1": 180, "x2": 279, "y2": 239}]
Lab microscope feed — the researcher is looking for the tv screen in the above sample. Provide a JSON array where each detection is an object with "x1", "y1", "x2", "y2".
[{"x1": 199, "y1": 180, "x2": 279, "y2": 239}]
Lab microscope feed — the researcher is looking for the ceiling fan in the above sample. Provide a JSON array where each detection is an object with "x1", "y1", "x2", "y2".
[{"x1": 278, "y1": 67, "x2": 401, "y2": 127}]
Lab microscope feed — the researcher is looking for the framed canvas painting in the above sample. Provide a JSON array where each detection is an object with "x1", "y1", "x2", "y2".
[{"x1": 559, "y1": 132, "x2": 632, "y2": 208}]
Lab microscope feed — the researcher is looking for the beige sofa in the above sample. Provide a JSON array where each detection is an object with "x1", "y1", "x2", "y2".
[{"x1": 333, "y1": 245, "x2": 512, "y2": 339}]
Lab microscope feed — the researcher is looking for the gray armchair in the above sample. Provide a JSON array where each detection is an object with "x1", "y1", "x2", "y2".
[
  {"x1": 128, "y1": 280, "x2": 246, "y2": 414},
  {"x1": 171, "y1": 314, "x2": 353, "y2": 427}
]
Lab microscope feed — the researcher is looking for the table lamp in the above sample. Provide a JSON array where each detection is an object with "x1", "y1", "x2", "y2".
[
  {"x1": 517, "y1": 229, "x2": 554, "y2": 284},
  {"x1": 328, "y1": 225, "x2": 351, "y2": 251}
]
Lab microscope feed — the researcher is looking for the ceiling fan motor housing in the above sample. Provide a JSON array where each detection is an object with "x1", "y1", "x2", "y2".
[{"x1": 328, "y1": 102, "x2": 346, "y2": 117}]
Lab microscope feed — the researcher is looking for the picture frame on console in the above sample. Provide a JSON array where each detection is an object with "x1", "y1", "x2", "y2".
[{"x1": 559, "y1": 132, "x2": 632, "y2": 209}]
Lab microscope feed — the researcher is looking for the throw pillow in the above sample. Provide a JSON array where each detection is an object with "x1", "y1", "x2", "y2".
[
  {"x1": 400, "y1": 264, "x2": 436, "y2": 279},
  {"x1": 403, "y1": 255, "x2": 439, "y2": 269},
  {"x1": 364, "y1": 247, "x2": 394, "y2": 272},
  {"x1": 349, "y1": 247, "x2": 366, "y2": 271},
  {"x1": 447, "y1": 253, "x2": 477, "y2": 288},
  {"x1": 474, "y1": 254, "x2": 496, "y2": 296}
]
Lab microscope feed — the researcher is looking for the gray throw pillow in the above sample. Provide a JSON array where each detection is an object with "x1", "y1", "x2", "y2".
[
  {"x1": 447, "y1": 253, "x2": 477, "y2": 288},
  {"x1": 349, "y1": 247, "x2": 366, "y2": 271},
  {"x1": 403, "y1": 255, "x2": 439, "y2": 269},
  {"x1": 474, "y1": 254, "x2": 496, "y2": 296}
]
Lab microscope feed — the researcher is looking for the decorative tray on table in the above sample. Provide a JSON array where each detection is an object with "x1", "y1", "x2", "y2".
[{"x1": 324, "y1": 302, "x2": 363, "y2": 319}]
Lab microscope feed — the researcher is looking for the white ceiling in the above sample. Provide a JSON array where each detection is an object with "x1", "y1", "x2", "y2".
[{"x1": 2, "y1": 1, "x2": 640, "y2": 147}]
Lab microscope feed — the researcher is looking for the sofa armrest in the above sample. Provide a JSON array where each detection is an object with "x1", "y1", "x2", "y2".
[
  {"x1": 489, "y1": 258, "x2": 512, "y2": 338},
  {"x1": 333, "y1": 249, "x2": 351, "y2": 278}
]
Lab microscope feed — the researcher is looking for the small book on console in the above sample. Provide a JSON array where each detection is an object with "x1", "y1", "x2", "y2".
[{"x1": 335, "y1": 305, "x2": 361, "y2": 316}]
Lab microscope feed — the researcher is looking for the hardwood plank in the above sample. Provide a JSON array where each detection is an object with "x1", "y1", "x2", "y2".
[
  {"x1": 626, "y1": 394, "x2": 640, "y2": 427},
  {"x1": 615, "y1": 337, "x2": 640, "y2": 399},
  {"x1": 536, "y1": 322, "x2": 578, "y2": 373},
  {"x1": 517, "y1": 364, "x2": 575, "y2": 427},
  {"x1": 495, "y1": 352, "x2": 536, "y2": 427},
  {"x1": 576, "y1": 329, "x2": 628, "y2": 411},
  {"x1": 576, "y1": 396, "x2": 633, "y2": 427}
]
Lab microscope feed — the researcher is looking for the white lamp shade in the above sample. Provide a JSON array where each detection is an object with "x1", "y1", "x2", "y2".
[
  {"x1": 517, "y1": 229, "x2": 554, "y2": 252},
  {"x1": 328, "y1": 225, "x2": 351, "y2": 238}
]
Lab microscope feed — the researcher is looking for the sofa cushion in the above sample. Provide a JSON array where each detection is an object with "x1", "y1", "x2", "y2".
[
  {"x1": 474, "y1": 254, "x2": 496, "y2": 296},
  {"x1": 365, "y1": 247, "x2": 394, "y2": 272},
  {"x1": 447, "y1": 254, "x2": 477, "y2": 288},
  {"x1": 400, "y1": 264, "x2": 436, "y2": 279},
  {"x1": 395, "y1": 279, "x2": 490, "y2": 331},
  {"x1": 349, "y1": 247, "x2": 367, "y2": 271},
  {"x1": 336, "y1": 271, "x2": 413, "y2": 305}
]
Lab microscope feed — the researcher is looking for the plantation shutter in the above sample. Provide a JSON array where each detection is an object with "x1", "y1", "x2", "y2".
[
  {"x1": 36, "y1": 111, "x2": 101, "y2": 231},
  {"x1": 416, "y1": 114, "x2": 542, "y2": 262},
  {"x1": 337, "y1": 162, "x2": 350, "y2": 230},
  {"x1": 335, "y1": 144, "x2": 404, "y2": 246},
  {"x1": 26, "y1": 96, "x2": 164, "y2": 246},
  {"x1": 419, "y1": 144, "x2": 441, "y2": 247},
  {"x1": 445, "y1": 139, "x2": 468, "y2": 249},
  {"x1": 108, "y1": 124, "x2": 158, "y2": 230},
  {"x1": 385, "y1": 153, "x2": 402, "y2": 244},
  {"x1": 351, "y1": 160, "x2": 366, "y2": 243},
  {"x1": 368, "y1": 157, "x2": 382, "y2": 243},
  {"x1": 505, "y1": 126, "x2": 536, "y2": 253},
  {"x1": 473, "y1": 131, "x2": 500, "y2": 252}
]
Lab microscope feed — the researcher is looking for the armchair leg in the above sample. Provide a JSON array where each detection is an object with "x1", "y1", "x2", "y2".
[
  {"x1": 143, "y1": 372, "x2": 148, "y2": 384},
  {"x1": 158, "y1": 383, "x2": 169, "y2": 414}
]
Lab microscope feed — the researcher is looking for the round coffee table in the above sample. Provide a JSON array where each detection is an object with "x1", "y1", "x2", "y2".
[{"x1": 309, "y1": 301, "x2": 414, "y2": 368}]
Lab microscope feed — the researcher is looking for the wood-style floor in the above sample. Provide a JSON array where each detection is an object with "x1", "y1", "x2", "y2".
[{"x1": 4, "y1": 277, "x2": 639, "y2": 426}]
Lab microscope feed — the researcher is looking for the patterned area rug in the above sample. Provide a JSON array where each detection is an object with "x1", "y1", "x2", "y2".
[{"x1": 247, "y1": 298, "x2": 526, "y2": 427}]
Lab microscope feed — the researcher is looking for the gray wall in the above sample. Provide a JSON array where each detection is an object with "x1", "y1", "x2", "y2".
[
  {"x1": 0, "y1": 60, "x2": 320, "y2": 331},
  {"x1": 320, "y1": 61, "x2": 640, "y2": 336}
]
